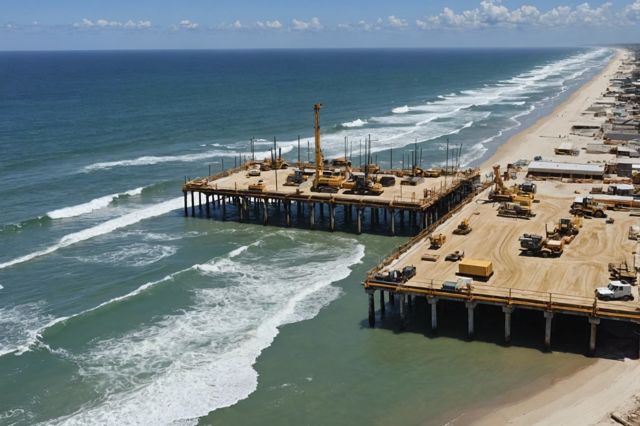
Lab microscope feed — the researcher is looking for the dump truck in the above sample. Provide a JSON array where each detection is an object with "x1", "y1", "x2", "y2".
[
  {"x1": 497, "y1": 202, "x2": 535, "y2": 219},
  {"x1": 429, "y1": 233, "x2": 446, "y2": 249},
  {"x1": 570, "y1": 196, "x2": 607, "y2": 218},
  {"x1": 595, "y1": 280, "x2": 634, "y2": 301},
  {"x1": 452, "y1": 217, "x2": 472, "y2": 235},
  {"x1": 373, "y1": 265, "x2": 416, "y2": 284},
  {"x1": 519, "y1": 234, "x2": 564, "y2": 257},
  {"x1": 458, "y1": 259, "x2": 493, "y2": 280}
]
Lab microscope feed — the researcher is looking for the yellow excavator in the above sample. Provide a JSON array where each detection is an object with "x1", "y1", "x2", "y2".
[
  {"x1": 452, "y1": 217, "x2": 472, "y2": 235},
  {"x1": 311, "y1": 104, "x2": 345, "y2": 193}
]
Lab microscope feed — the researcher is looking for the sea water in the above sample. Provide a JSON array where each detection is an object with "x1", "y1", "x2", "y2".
[{"x1": 0, "y1": 47, "x2": 612, "y2": 425}]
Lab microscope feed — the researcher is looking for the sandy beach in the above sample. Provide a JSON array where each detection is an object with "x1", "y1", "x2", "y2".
[{"x1": 461, "y1": 49, "x2": 640, "y2": 426}]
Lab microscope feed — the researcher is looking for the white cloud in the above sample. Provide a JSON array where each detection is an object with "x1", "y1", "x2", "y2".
[
  {"x1": 74, "y1": 18, "x2": 151, "y2": 29},
  {"x1": 416, "y1": 0, "x2": 615, "y2": 30},
  {"x1": 256, "y1": 20, "x2": 282, "y2": 29},
  {"x1": 179, "y1": 19, "x2": 199, "y2": 30},
  {"x1": 387, "y1": 15, "x2": 408, "y2": 28},
  {"x1": 291, "y1": 17, "x2": 322, "y2": 31}
]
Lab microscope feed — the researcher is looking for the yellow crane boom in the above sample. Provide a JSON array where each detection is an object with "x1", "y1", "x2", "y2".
[{"x1": 314, "y1": 103, "x2": 323, "y2": 188}]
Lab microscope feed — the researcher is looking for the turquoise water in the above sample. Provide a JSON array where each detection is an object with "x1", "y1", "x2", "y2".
[{"x1": 0, "y1": 48, "x2": 612, "y2": 425}]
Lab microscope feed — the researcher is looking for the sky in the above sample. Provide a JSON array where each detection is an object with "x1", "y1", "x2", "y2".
[{"x1": 1, "y1": 0, "x2": 640, "y2": 50}]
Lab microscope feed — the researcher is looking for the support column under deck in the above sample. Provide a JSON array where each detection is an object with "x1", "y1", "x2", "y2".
[
  {"x1": 544, "y1": 311, "x2": 554, "y2": 350},
  {"x1": 190, "y1": 191, "x2": 196, "y2": 217},
  {"x1": 379, "y1": 290, "x2": 385, "y2": 320},
  {"x1": 503, "y1": 305, "x2": 514, "y2": 344},
  {"x1": 466, "y1": 301, "x2": 477, "y2": 339},
  {"x1": 368, "y1": 290, "x2": 375, "y2": 328},
  {"x1": 589, "y1": 317, "x2": 600, "y2": 354},
  {"x1": 428, "y1": 297, "x2": 438, "y2": 332}
]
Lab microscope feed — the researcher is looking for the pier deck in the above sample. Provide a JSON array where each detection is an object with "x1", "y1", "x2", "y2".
[
  {"x1": 182, "y1": 162, "x2": 482, "y2": 234},
  {"x1": 364, "y1": 174, "x2": 640, "y2": 353}
]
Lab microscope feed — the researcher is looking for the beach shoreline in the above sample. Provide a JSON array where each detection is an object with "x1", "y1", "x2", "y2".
[{"x1": 446, "y1": 48, "x2": 640, "y2": 426}]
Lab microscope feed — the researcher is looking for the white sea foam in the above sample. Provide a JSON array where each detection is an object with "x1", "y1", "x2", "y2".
[
  {"x1": 0, "y1": 197, "x2": 189, "y2": 271},
  {"x1": 84, "y1": 146, "x2": 294, "y2": 172},
  {"x1": 341, "y1": 118, "x2": 367, "y2": 128},
  {"x1": 47, "y1": 236, "x2": 365, "y2": 426},
  {"x1": 0, "y1": 301, "x2": 55, "y2": 357},
  {"x1": 46, "y1": 187, "x2": 144, "y2": 219},
  {"x1": 76, "y1": 243, "x2": 177, "y2": 267},
  {"x1": 391, "y1": 105, "x2": 409, "y2": 114}
]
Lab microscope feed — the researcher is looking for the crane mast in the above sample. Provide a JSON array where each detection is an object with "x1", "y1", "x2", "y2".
[{"x1": 313, "y1": 103, "x2": 323, "y2": 188}]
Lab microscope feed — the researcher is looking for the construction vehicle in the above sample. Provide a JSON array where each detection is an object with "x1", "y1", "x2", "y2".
[
  {"x1": 373, "y1": 265, "x2": 416, "y2": 284},
  {"x1": 442, "y1": 277, "x2": 473, "y2": 292},
  {"x1": 497, "y1": 202, "x2": 535, "y2": 219},
  {"x1": 343, "y1": 174, "x2": 384, "y2": 196},
  {"x1": 595, "y1": 280, "x2": 634, "y2": 301},
  {"x1": 310, "y1": 104, "x2": 346, "y2": 193},
  {"x1": 547, "y1": 217, "x2": 581, "y2": 239},
  {"x1": 452, "y1": 217, "x2": 472, "y2": 235},
  {"x1": 429, "y1": 233, "x2": 446, "y2": 249},
  {"x1": 489, "y1": 165, "x2": 535, "y2": 205},
  {"x1": 248, "y1": 179, "x2": 266, "y2": 192},
  {"x1": 629, "y1": 225, "x2": 639, "y2": 240},
  {"x1": 609, "y1": 261, "x2": 637, "y2": 284},
  {"x1": 519, "y1": 234, "x2": 564, "y2": 257},
  {"x1": 570, "y1": 196, "x2": 607, "y2": 218},
  {"x1": 519, "y1": 181, "x2": 537, "y2": 194},
  {"x1": 423, "y1": 168, "x2": 442, "y2": 178},
  {"x1": 283, "y1": 169, "x2": 307, "y2": 186},
  {"x1": 246, "y1": 166, "x2": 261, "y2": 177},
  {"x1": 445, "y1": 250, "x2": 465, "y2": 262}
]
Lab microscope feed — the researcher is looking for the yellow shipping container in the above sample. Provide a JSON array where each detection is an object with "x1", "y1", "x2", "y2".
[{"x1": 458, "y1": 259, "x2": 493, "y2": 279}]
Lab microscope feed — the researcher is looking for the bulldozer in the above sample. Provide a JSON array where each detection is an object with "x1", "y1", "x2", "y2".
[
  {"x1": 429, "y1": 233, "x2": 446, "y2": 249},
  {"x1": 248, "y1": 179, "x2": 266, "y2": 192},
  {"x1": 519, "y1": 234, "x2": 564, "y2": 257},
  {"x1": 423, "y1": 168, "x2": 442, "y2": 178},
  {"x1": 489, "y1": 165, "x2": 535, "y2": 205},
  {"x1": 343, "y1": 174, "x2": 384, "y2": 196},
  {"x1": 283, "y1": 169, "x2": 307, "y2": 186},
  {"x1": 570, "y1": 196, "x2": 607, "y2": 218},
  {"x1": 497, "y1": 202, "x2": 535, "y2": 219},
  {"x1": 452, "y1": 217, "x2": 472, "y2": 235}
]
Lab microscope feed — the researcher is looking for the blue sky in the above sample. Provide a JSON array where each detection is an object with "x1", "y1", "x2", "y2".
[{"x1": 2, "y1": 0, "x2": 640, "y2": 50}]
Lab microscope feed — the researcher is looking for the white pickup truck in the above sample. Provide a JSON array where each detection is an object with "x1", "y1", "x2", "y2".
[{"x1": 595, "y1": 280, "x2": 634, "y2": 301}]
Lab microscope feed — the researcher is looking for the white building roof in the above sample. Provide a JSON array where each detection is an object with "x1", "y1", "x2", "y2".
[{"x1": 528, "y1": 161, "x2": 604, "y2": 175}]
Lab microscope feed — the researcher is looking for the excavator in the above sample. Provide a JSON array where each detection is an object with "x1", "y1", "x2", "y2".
[
  {"x1": 429, "y1": 233, "x2": 446, "y2": 249},
  {"x1": 488, "y1": 165, "x2": 534, "y2": 206},
  {"x1": 310, "y1": 104, "x2": 345, "y2": 193},
  {"x1": 452, "y1": 217, "x2": 472, "y2": 235}
]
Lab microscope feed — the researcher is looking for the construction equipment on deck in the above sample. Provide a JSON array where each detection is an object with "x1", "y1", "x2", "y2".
[
  {"x1": 519, "y1": 234, "x2": 564, "y2": 257},
  {"x1": 546, "y1": 217, "x2": 582, "y2": 239},
  {"x1": 283, "y1": 169, "x2": 307, "y2": 186},
  {"x1": 429, "y1": 233, "x2": 446, "y2": 249},
  {"x1": 248, "y1": 179, "x2": 266, "y2": 192},
  {"x1": 452, "y1": 217, "x2": 472, "y2": 235},
  {"x1": 343, "y1": 135, "x2": 383, "y2": 195},
  {"x1": 489, "y1": 165, "x2": 535, "y2": 205},
  {"x1": 519, "y1": 181, "x2": 537, "y2": 194},
  {"x1": 311, "y1": 104, "x2": 345, "y2": 193},
  {"x1": 609, "y1": 261, "x2": 637, "y2": 284},
  {"x1": 570, "y1": 196, "x2": 607, "y2": 218},
  {"x1": 373, "y1": 265, "x2": 417, "y2": 284},
  {"x1": 445, "y1": 250, "x2": 465, "y2": 262},
  {"x1": 261, "y1": 141, "x2": 289, "y2": 171},
  {"x1": 497, "y1": 202, "x2": 535, "y2": 219}
]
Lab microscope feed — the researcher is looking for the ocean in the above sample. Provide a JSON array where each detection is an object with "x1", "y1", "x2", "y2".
[{"x1": 0, "y1": 47, "x2": 613, "y2": 425}]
